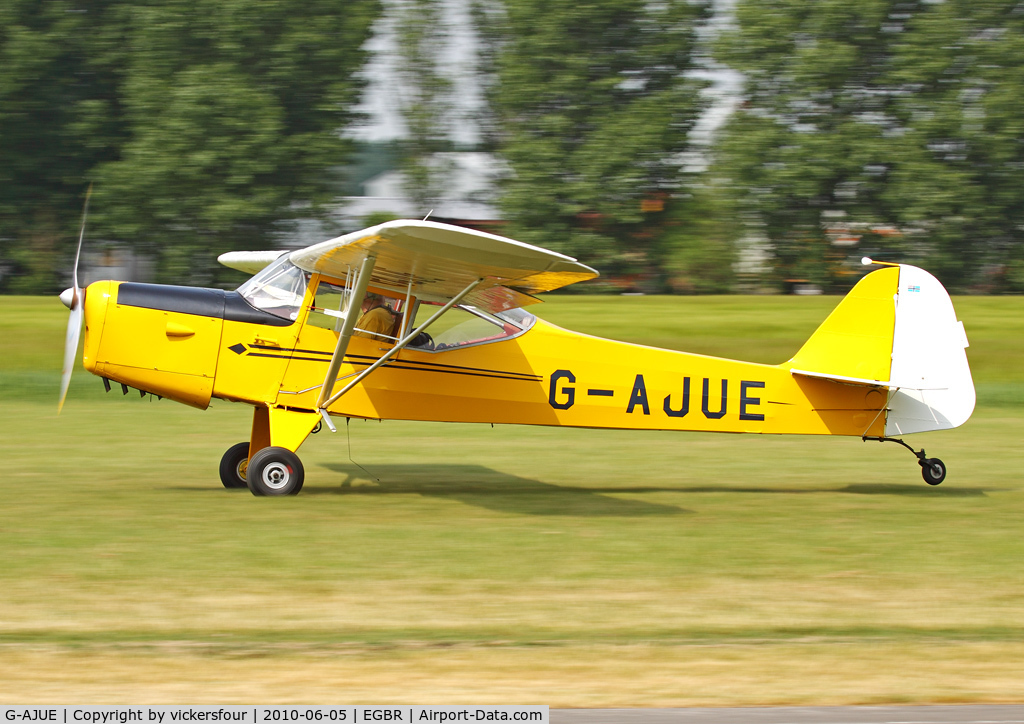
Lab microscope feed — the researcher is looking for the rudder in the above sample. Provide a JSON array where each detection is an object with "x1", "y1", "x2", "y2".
[{"x1": 784, "y1": 265, "x2": 974, "y2": 435}]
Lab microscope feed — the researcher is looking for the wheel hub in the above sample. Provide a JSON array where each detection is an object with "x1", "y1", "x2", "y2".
[{"x1": 262, "y1": 462, "x2": 291, "y2": 490}]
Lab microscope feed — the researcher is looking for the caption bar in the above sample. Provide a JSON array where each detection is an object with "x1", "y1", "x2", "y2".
[{"x1": 2, "y1": 708, "x2": 547, "y2": 724}]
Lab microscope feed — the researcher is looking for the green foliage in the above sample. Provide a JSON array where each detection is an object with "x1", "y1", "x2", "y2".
[
  {"x1": 884, "y1": 0, "x2": 1024, "y2": 290},
  {"x1": 481, "y1": 0, "x2": 713, "y2": 288},
  {"x1": 660, "y1": 183, "x2": 740, "y2": 293},
  {"x1": 713, "y1": 0, "x2": 917, "y2": 292},
  {"x1": 0, "y1": 0, "x2": 126, "y2": 293},
  {"x1": 93, "y1": 0, "x2": 380, "y2": 286},
  {"x1": 394, "y1": 0, "x2": 457, "y2": 208},
  {"x1": 8, "y1": 0, "x2": 1023, "y2": 296},
  {"x1": 714, "y1": 0, "x2": 1024, "y2": 293},
  {"x1": 0, "y1": 0, "x2": 380, "y2": 292},
  {"x1": 361, "y1": 210, "x2": 404, "y2": 227}
]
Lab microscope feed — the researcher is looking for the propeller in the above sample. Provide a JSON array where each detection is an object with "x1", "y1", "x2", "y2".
[{"x1": 58, "y1": 184, "x2": 92, "y2": 414}]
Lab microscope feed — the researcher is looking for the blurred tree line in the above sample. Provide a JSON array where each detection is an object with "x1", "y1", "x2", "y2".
[
  {"x1": 2, "y1": 0, "x2": 1023, "y2": 294},
  {"x1": 474, "y1": 0, "x2": 716, "y2": 291},
  {"x1": 715, "y1": 0, "x2": 1024, "y2": 294},
  {"x1": 0, "y1": 0, "x2": 379, "y2": 290}
]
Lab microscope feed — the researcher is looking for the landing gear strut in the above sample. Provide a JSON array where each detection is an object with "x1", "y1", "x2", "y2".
[{"x1": 864, "y1": 436, "x2": 947, "y2": 485}]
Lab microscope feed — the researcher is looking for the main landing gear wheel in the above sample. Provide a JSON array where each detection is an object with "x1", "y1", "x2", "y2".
[
  {"x1": 920, "y1": 457, "x2": 947, "y2": 486},
  {"x1": 219, "y1": 442, "x2": 251, "y2": 489},
  {"x1": 247, "y1": 446, "x2": 304, "y2": 496}
]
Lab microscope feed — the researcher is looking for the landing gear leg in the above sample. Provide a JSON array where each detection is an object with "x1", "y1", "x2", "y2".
[
  {"x1": 864, "y1": 436, "x2": 947, "y2": 485},
  {"x1": 239, "y1": 406, "x2": 318, "y2": 495}
]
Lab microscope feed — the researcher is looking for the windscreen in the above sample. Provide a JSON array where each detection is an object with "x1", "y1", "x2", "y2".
[{"x1": 236, "y1": 255, "x2": 308, "y2": 321}]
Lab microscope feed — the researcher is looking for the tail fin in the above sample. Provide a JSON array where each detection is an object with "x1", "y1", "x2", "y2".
[{"x1": 785, "y1": 265, "x2": 975, "y2": 435}]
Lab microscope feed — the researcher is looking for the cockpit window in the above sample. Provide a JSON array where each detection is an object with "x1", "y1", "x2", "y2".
[
  {"x1": 413, "y1": 304, "x2": 536, "y2": 351},
  {"x1": 237, "y1": 255, "x2": 308, "y2": 321},
  {"x1": 494, "y1": 307, "x2": 536, "y2": 330}
]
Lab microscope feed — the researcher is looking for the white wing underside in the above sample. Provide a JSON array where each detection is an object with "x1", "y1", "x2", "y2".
[
  {"x1": 289, "y1": 220, "x2": 599, "y2": 312},
  {"x1": 217, "y1": 250, "x2": 289, "y2": 275},
  {"x1": 215, "y1": 222, "x2": 599, "y2": 313}
]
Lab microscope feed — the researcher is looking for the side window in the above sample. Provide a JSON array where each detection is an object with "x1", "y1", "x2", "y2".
[
  {"x1": 307, "y1": 280, "x2": 410, "y2": 339},
  {"x1": 307, "y1": 280, "x2": 347, "y2": 331},
  {"x1": 413, "y1": 304, "x2": 528, "y2": 351}
]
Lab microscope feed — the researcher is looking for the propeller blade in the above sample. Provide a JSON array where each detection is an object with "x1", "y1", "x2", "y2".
[
  {"x1": 58, "y1": 300, "x2": 83, "y2": 414},
  {"x1": 58, "y1": 183, "x2": 92, "y2": 414},
  {"x1": 73, "y1": 183, "x2": 92, "y2": 293}
]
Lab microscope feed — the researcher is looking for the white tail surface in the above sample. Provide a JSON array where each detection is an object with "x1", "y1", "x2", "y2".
[{"x1": 885, "y1": 265, "x2": 975, "y2": 435}]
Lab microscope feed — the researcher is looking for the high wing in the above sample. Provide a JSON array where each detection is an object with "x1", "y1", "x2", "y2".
[
  {"x1": 288, "y1": 220, "x2": 599, "y2": 313},
  {"x1": 262, "y1": 220, "x2": 600, "y2": 425},
  {"x1": 218, "y1": 250, "x2": 288, "y2": 275}
]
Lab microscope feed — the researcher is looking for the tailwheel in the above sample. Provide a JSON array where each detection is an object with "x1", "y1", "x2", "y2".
[
  {"x1": 219, "y1": 442, "x2": 251, "y2": 489},
  {"x1": 920, "y1": 457, "x2": 947, "y2": 486},
  {"x1": 247, "y1": 446, "x2": 305, "y2": 496},
  {"x1": 864, "y1": 436, "x2": 949, "y2": 485}
]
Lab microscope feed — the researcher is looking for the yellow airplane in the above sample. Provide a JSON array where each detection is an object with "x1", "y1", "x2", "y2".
[{"x1": 59, "y1": 219, "x2": 975, "y2": 495}]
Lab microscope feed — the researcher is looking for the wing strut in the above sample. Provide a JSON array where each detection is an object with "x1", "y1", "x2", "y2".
[
  {"x1": 316, "y1": 278, "x2": 483, "y2": 424},
  {"x1": 316, "y1": 255, "x2": 377, "y2": 410}
]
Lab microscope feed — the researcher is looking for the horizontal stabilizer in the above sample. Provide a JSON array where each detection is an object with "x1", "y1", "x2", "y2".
[{"x1": 789, "y1": 368, "x2": 949, "y2": 391}]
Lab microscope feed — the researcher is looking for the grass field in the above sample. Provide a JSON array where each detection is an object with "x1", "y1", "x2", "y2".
[{"x1": 1, "y1": 294, "x2": 1022, "y2": 705}]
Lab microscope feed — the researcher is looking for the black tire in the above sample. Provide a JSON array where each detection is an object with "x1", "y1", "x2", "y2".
[
  {"x1": 246, "y1": 446, "x2": 305, "y2": 496},
  {"x1": 219, "y1": 442, "x2": 251, "y2": 489},
  {"x1": 921, "y1": 457, "x2": 947, "y2": 486}
]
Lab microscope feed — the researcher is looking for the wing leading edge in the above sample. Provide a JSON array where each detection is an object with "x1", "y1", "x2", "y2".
[{"x1": 217, "y1": 250, "x2": 288, "y2": 275}]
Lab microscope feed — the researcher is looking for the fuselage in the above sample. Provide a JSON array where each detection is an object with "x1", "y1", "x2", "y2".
[{"x1": 80, "y1": 275, "x2": 886, "y2": 439}]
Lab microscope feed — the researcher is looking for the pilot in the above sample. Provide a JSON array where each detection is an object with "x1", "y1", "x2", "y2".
[{"x1": 355, "y1": 292, "x2": 395, "y2": 342}]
